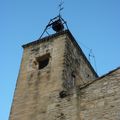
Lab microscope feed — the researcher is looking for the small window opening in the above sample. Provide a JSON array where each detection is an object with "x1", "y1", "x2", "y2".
[
  {"x1": 59, "y1": 90, "x2": 67, "y2": 98},
  {"x1": 87, "y1": 74, "x2": 90, "y2": 78},
  {"x1": 36, "y1": 54, "x2": 50, "y2": 70},
  {"x1": 71, "y1": 72, "x2": 76, "y2": 87}
]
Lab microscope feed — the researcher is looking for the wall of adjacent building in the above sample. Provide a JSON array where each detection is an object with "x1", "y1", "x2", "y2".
[{"x1": 79, "y1": 68, "x2": 120, "y2": 120}]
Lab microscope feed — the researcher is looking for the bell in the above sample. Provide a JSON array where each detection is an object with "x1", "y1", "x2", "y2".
[{"x1": 52, "y1": 19, "x2": 64, "y2": 32}]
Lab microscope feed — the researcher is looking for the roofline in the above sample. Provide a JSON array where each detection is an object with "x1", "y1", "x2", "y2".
[
  {"x1": 22, "y1": 30, "x2": 68, "y2": 48},
  {"x1": 96, "y1": 66, "x2": 120, "y2": 80},
  {"x1": 79, "y1": 67, "x2": 120, "y2": 90}
]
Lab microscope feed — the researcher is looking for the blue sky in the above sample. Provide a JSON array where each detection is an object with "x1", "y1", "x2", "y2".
[{"x1": 0, "y1": 0, "x2": 120, "y2": 119}]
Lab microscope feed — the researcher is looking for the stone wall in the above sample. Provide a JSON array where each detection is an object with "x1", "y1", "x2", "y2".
[
  {"x1": 62, "y1": 35, "x2": 97, "y2": 90},
  {"x1": 9, "y1": 34, "x2": 66, "y2": 120},
  {"x1": 79, "y1": 68, "x2": 120, "y2": 120}
]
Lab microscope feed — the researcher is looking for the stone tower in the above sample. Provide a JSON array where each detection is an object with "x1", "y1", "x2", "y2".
[{"x1": 9, "y1": 17, "x2": 98, "y2": 120}]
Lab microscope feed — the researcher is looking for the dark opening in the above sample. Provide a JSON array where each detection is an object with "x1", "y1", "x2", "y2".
[
  {"x1": 37, "y1": 54, "x2": 50, "y2": 70},
  {"x1": 52, "y1": 19, "x2": 64, "y2": 32},
  {"x1": 38, "y1": 59, "x2": 49, "y2": 69},
  {"x1": 71, "y1": 71, "x2": 75, "y2": 78},
  {"x1": 59, "y1": 90, "x2": 67, "y2": 98}
]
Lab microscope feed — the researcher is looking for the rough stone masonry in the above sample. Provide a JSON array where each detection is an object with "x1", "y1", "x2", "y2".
[{"x1": 9, "y1": 30, "x2": 120, "y2": 120}]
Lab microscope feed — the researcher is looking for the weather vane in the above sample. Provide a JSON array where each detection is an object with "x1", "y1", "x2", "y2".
[
  {"x1": 39, "y1": 0, "x2": 68, "y2": 39},
  {"x1": 58, "y1": 0, "x2": 64, "y2": 15}
]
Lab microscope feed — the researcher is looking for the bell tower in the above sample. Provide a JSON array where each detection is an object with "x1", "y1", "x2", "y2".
[{"x1": 9, "y1": 16, "x2": 98, "y2": 120}]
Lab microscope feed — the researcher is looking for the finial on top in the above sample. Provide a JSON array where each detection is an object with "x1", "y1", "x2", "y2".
[
  {"x1": 58, "y1": 0, "x2": 64, "y2": 15},
  {"x1": 39, "y1": 0, "x2": 68, "y2": 39}
]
